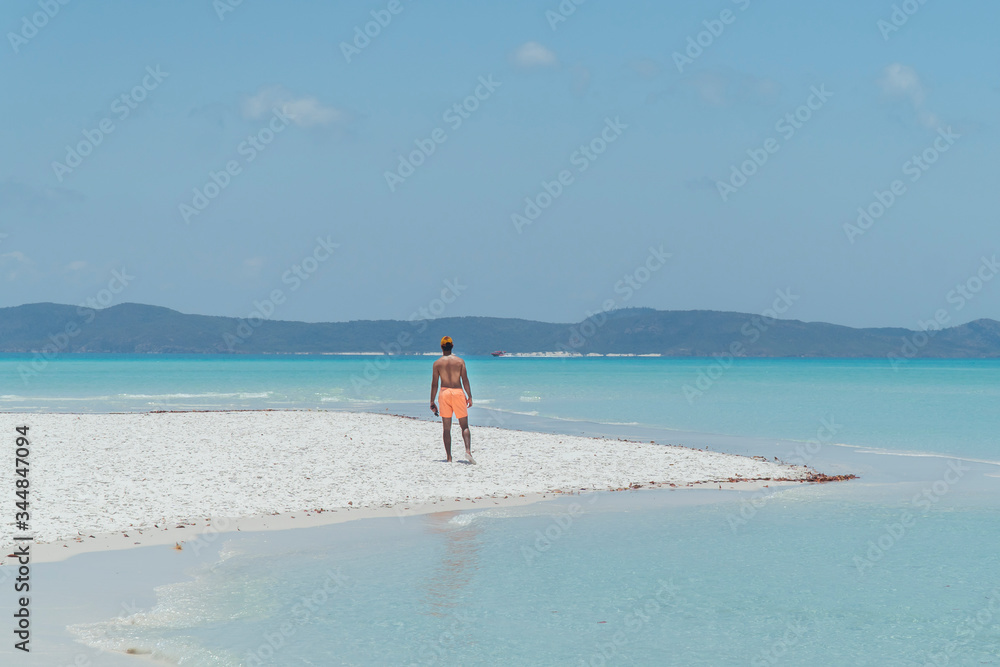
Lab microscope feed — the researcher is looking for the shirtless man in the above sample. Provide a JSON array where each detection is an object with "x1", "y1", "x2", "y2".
[{"x1": 430, "y1": 336, "x2": 474, "y2": 464}]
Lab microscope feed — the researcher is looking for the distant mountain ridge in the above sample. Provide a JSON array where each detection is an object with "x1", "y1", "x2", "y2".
[{"x1": 1, "y1": 302, "x2": 999, "y2": 359}]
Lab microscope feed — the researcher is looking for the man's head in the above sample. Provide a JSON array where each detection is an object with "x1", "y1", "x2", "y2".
[{"x1": 441, "y1": 336, "x2": 454, "y2": 354}]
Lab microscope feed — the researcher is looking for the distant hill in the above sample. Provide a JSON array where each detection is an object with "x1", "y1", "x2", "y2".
[{"x1": 1, "y1": 302, "x2": 999, "y2": 358}]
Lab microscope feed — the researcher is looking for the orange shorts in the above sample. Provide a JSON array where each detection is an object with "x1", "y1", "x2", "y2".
[{"x1": 438, "y1": 388, "x2": 468, "y2": 419}]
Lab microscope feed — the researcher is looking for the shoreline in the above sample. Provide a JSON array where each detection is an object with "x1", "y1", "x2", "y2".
[
  {"x1": 6, "y1": 481, "x2": 829, "y2": 666},
  {"x1": 27, "y1": 479, "x2": 820, "y2": 564},
  {"x1": 0, "y1": 409, "x2": 837, "y2": 564}
]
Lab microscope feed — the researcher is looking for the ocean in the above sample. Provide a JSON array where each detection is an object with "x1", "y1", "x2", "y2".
[
  {"x1": 3, "y1": 354, "x2": 999, "y2": 460},
  {"x1": 2, "y1": 355, "x2": 999, "y2": 665}
]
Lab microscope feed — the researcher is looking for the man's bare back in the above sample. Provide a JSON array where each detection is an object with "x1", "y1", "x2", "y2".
[{"x1": 433, "y1": 355, "x2": 467, "y2": 389}]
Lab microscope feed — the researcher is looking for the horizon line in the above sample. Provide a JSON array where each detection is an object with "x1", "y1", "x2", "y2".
[{"x1": 2, "y1": 300, "x2": 996, "y2": 334}]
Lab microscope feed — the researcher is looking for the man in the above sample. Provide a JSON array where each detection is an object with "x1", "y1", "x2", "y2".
[{"x1": 430, "y1": 336, "x2": 475, "y2": 464}]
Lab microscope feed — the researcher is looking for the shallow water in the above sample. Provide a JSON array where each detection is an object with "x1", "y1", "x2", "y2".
[{"x1": 68, "y1": 479, "x2": 1000, "y2": 666}]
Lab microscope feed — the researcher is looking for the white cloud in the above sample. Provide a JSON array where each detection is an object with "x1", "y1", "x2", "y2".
[
  {"x1": 917, "y1": 111, "x2": 941, "y2": 129},
  {"x1": 878, "y1": 63, "x2": 940, "y2": 128},
  {"x1": 683, "y1": 70, "x2": 780, "y2": 107},
  {"x1": 879, "y1": 63, "x2": 925, "y2": 106},
  {"x1": 242, "y1": 86, "x2": 342, "y2": 127},
  {"x1": 0, "y1": 251, "x2": 34, "y2": 282},
  {"x1": 65, "y1": 261, "x2": 88, "y2": 272},
  {"x1": 511, "y1": 42, "x2": 558, "y2": 68},
  {"x1": 690, "y1": 71, "x2": 729, "y2": 106}
]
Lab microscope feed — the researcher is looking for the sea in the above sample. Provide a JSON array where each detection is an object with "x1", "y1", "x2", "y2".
[{"x1": 1, "y1": 354, "x2": 998, "y2": 665}]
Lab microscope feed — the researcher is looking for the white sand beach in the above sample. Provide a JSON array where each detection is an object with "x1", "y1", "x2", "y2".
[{"x1": 1, "y1": 410, "x2": 819, "y2": 562}]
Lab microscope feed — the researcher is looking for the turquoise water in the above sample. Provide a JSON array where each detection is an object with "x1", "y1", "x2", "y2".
[
  {"x1": 2, "y1": 355, "x2": 999, "y2": 460},
  {"x1": 3, "y1": 355, "x2": 999, "y2": 664},
  {"x1": 70, "y1": 488, "x2": 1000, "y2": 666}
]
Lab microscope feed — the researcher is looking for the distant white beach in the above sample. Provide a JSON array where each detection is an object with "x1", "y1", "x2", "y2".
[{"x1": 314, "y1": 351, "x2": 664, "y2": 357}]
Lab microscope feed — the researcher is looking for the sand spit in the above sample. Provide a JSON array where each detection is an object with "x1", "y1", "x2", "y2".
[{"x1": 0, "y1": 410, "x2": 824, "y2": 560}]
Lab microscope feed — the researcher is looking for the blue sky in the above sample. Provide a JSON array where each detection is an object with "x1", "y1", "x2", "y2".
[{"x1": 1, "y1": 0, "x2": 997, "y2": 328}]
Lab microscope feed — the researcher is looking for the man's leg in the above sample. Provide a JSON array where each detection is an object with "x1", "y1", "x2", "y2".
[
  {"x1": 441, "y1": 417, "x2": 452, "y2": 462},
  {"x1": 458, "y1": 416, "x2": 473, "y2": 463}
]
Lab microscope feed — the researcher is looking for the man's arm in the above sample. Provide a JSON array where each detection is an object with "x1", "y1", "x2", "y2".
[
  {"x1": 430, "y1": 364, "x2": 440, "y2": 412},
  {"x1": 461, "y1": 362, "x2": 472, "y2": 407}
]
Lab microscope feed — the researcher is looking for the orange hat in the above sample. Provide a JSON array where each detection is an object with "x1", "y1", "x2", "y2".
[{"x1": 440, "y1": 336, "x2": 453, "y2": 346}]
